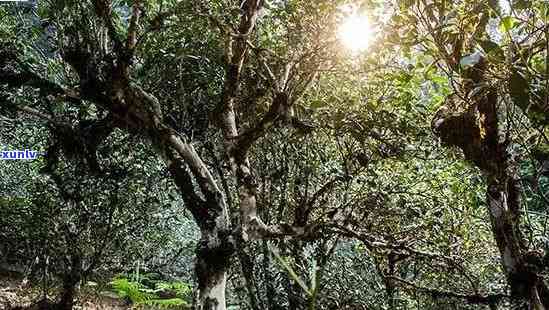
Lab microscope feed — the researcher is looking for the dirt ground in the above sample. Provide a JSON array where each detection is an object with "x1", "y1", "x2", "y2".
[{"x1": 0, "y1": 276, "x2": 128, "y2": 310}]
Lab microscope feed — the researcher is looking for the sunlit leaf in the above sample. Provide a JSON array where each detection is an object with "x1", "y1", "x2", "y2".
[{"x1": 499, "y1": 16, "x2": 516, "y2": 32}]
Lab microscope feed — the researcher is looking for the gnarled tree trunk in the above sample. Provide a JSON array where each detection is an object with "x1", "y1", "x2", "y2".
[
  {"x1": 162, "y1": 139, "x2": 234, "y2": 310},
  {"x1": 433, "y1": 58, "x2": 549, "y2": 309}
]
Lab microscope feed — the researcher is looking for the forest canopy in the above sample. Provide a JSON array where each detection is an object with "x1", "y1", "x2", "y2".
[{"x1": 0, "y1": 0, "x2": 549, "y2": 309}]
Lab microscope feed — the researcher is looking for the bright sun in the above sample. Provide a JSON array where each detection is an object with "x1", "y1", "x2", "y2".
[{"x1": 339, "y1": 15, "x2": 373, "y2": 52}]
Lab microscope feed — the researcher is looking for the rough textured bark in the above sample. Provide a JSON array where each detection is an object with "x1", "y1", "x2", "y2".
[
  {"x1": 215, "y1": 0, "x2": 311, "y2": 242},
  {"x1": 433, "y1": 58, "x2": 549, "y2": 309},
  {"x1": 195, "y1": 231, "x2": 231, "y2": 310},
  {"x1": 161, "y1": 136, "x2": 234, "y2": 310}
]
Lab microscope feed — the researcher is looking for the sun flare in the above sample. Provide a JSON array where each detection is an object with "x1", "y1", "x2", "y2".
[{"x1": 339, "y1": 15, "x2": 373, "y2": 52}]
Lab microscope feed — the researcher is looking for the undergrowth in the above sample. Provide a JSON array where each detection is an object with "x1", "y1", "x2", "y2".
[{"x1": 110, "y1": 273, "x2": 191, "y2": 309}]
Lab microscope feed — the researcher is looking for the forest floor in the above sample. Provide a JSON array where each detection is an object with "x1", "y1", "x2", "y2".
[{"x1": 0, "y1": 272, "x2": 127, "y2": 310}]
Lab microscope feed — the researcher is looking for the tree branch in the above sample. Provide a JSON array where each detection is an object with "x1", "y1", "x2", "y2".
[
  {"x1": 389, "y1": 276, "x2": 508, "y2": 305},
  {"x1": 91, "y1": 0, "x2": 123, "y2": 52},
  {"x1": 126, "y1": 0, "x2": 142, "y2": 52}
]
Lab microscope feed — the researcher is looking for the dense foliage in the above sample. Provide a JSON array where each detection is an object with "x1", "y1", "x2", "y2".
[{"x1": 1, "y1": 0, "x2": 549, "y2": 310}]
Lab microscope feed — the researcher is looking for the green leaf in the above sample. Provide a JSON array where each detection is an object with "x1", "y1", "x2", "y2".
[{"x1": 500, "y1": 16, "x2": 516, "y2": 32}]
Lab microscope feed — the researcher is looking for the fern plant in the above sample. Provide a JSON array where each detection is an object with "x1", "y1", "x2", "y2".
[
  {"x1": 155, "y1": 281, "x2": 191, "y2": 299},
  {"x1": 110, "y1": 277, "x2": 156, "y2": 304},
  {"x1": 110, "y1": 276, "x2": 190, "y2": 308}
]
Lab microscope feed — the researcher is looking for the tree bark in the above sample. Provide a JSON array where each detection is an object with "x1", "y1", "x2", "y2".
[
  {"x1": 163, "y1": 144, "x2": 233, "y2": 310},
  {"x1": 195, "y1": 231, "x2": 231, "y2": 310},
  {"x1": 433, "y1": 58, "x2": 549, "y2": 309},
  {"x1": 487, "y1": 179, "x2": 549, "y2": 309},
  {"x1": 56, "y1": 255, "x2": 82, "y2": 310}
]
